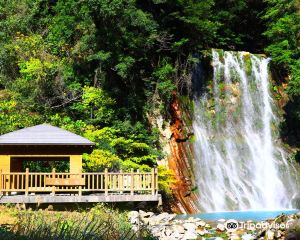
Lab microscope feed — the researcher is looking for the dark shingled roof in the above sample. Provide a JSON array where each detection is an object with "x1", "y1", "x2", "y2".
[{"x1": 0, "y1": 124, "x2": 95, "y2": 145}]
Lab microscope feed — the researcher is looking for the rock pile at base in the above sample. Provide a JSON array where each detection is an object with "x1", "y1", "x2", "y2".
[{"x1": 128, "y1": 211, "x2": 300, "y2": 240}]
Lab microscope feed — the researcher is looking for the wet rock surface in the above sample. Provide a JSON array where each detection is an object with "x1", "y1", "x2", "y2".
[{"x1": 128, "y1": 211, "x2": 300, "y2": 240}]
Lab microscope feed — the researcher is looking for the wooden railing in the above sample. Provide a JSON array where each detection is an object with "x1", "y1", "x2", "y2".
[{"x1": 0, "y1": 168, "x2": 158, "y2": 196}]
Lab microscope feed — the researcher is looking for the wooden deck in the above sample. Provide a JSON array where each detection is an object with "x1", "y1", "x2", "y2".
[{"x1": 0, "y1": 168, "x2": 161, "y2": 204}]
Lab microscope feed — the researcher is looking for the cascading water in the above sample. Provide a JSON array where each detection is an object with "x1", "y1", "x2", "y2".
[{"x1": 193, "y1": 49, "x2": 299, "y2": 212}]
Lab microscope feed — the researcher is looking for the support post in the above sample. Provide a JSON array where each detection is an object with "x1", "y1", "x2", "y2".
[
  {"x1": 25, "y1": 168, "x2": 29, "y2": 196},
  {"x1": 104, "y1": 168, "x2": 108, "y2": 196},
  {"x1": 151, "y1": 168, "x2": 155, "y2": 195},
  {"x1": 51, "y1": 168, "x2": 56, "y2": 196},
  {"x1": 130, "y1": 168, "x2": 134, "y2": 195},
  {"x1": 0, "y1": 170, "x2": 2, "y2": 196},
  {"x1": 78, "y1": 185, "x2": 82, "y2": 196}
]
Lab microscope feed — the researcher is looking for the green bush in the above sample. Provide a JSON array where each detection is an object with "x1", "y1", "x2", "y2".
[
  {"x1": 157, "y1": 165, "x2": 176, "y2": 194},
  {"x1": 0, "y1": 205, "x2": 156, "y2": 240}
]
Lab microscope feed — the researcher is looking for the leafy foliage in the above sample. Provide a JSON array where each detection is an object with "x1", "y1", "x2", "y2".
[
  {"x1": 83, "y1": 149, "x2": 122, "y2": 172},
  {"x1": 83, "y1": 125, "x2": 159, "y2": 172},
  {"x1": 157, "y1": 165, "x2": 176, "y2": 194},
  {"x1": 262, "y1": 0, "x2": 300, "y2": 146}
]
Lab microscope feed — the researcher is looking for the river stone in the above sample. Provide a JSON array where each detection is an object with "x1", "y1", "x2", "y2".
[
  {"x1": 139, "y1": 210, "x2": 154, "y2": 219},
  {"x1": 183, "y1": 222, "x2": 197, "y2": 231},
  {"x1": 148, "y1": 212, "x2": 168, "y2": 225},
  {"x1": 197, "y1": 220, "x2": 206, "y2": 227},
  {"x1": 265, "y1": 230, "x2": 275, "y2": 240},
  {"x1": 273, "y1": 230, "x2": 282, "y2": 238},
  {"x1": 171, "y1": 231, "x2": 184, "y2": 239},
  {"x1": 173, "y1": 224, "x2": 185, "y2": 234},
  {"x1": 142, "y1": 217, "x2": 150, "y2": 225},
  {"x1": 164, "y1": 227, "x2": 173, "y2": 237},
  {"x1": 131, "y1": 225, "x2": 139, "y2": 232},
  {"x1": 196, "y1": 229, "x2": 208, "y2": 236},
  {"x1": 128, "y1": 211, "x2": 139, "y2": 219},
  {"x1": 167, "y1": 213, "x2": 177, "y2": 221},
  {"x1": 150, "y1": 226, "x2": 161, "y2": 237},
  {"x1": 230, "y1": 234, "x2": 241, "y2": 240},
  {"x1": 287, "y1": 219, "x2": 300, "y2": 229},
  {"x1": 183, "y1": 231, "x2": 198, "y2": 240},
  {"x1": 217, "y1": 223, "x2": 226, "y2": 232},
  {"x1": 128, "y1": 211, "x2": 139, "y2": 224},
  {"x1": 241, "y1": 234, "x2": 255, "y2": 240}
]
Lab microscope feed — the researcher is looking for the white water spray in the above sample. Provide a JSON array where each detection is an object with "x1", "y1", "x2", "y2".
[{"x1": 193, "y1": 50, "x2": 299, "y2": 212}]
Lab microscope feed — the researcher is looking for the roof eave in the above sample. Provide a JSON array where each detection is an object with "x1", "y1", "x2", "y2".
[{"x1": 0, "y1": 143, "x2": 95, "y2": 146}]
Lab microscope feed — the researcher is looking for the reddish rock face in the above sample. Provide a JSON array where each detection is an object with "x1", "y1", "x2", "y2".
[{"x1": 168, "y1": 91, "x2": 199, "y2": 213}]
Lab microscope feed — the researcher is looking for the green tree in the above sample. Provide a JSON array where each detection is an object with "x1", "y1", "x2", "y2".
[
  {"x1": 262, "y1": 0, "x2": 300, "y2": 146},
  {"x1": 72, "y1": 86, "x2": 116, "y2": 125},
  {"x1": 83, "y1": 149, "x2": 122, "y2": 172}
]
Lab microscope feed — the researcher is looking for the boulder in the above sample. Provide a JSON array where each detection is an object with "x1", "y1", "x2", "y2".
[
  {"x1": 265, "y1": 230, "x2": 275, "y2": 240},
  {"x1": 128, "y1": 211, "x2": 139, "y2": 219},
  {"x1": 139, "y1": 210, "x2": 154, "y2": 219},
  {"x1": 241, "y1": 234, "x2": 255, "y2": 240},
  {"x1": 173, "y1": 224, "x2": 185, "y2": 234},
  {"x1": 230, "y1": 234, "x2": 241, "y2": 240},
  {"x1": 153, "y1": 212, "x2": 176, "y2": 223},
  {"x1": 164, "y1": 227, "x2": 173, "y2": 237},
  {"x1": 217, "y1": 223, "x2": 226, "y2": 232},
  {"x1": 128, "y1": 211, "x2": 139, "y2": 224},
  {"x1": 171, "y1": 232, "x2": 184, "y2": 239},
  {"x1": 274, "y1": 230, "x2": 282, "y2": 238},
  {"x1": 196, "y1": 229, "x2": 207, "y2": 236},
  {"x1": 183, "y1": 222, "x2": 197, "y2": 232},
  {"x1": 183, "y1": 232, "x2": 198, "y2": 240},
  {"x1": 197, "y1": 220, "x2": 206, "y2": 227}
]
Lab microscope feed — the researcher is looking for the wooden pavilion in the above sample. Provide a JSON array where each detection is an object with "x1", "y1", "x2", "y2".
[
  {"x1": 0, "y1": 124, "x2": 160, "y2": 204},
  {"x1": 0, "y1": 124, "x2": 94, "y2": 174}
]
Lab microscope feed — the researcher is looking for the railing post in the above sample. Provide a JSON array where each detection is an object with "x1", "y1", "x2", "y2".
[
  {"x1": 151, "y1": 168, "x2": 155, "y2": 195},
  {"x1": 0, "y1": 170, "x2": 2, "y2": 196},
  {"x1": 130, "y1": 168, "x2": 134, "y2": 195},
  {"x1": 25, "y1": 168, "x2": 29, "y2": 196},
  {"x1": 51, "y1": 168, "x2": 56, "y2": 196},
  {"x1": 119, "y1": 169, "x2": 123, "y2": 193},
  {"x1": 104, "y1": 168, "x2": 108, "y2": 196},
  {"x1": 136, "y1": 169, "x2": 140, "y2": 192},
  {"x1": 78, "y1": 172, "x2": 82, "y2": 196},
  {"x1": 155, "y1": 168, "x2": 158, "y2": 195}
]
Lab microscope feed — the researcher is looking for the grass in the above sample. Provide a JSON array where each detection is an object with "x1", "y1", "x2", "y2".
[{"x1": 0, "y1": 204, "x2": 156, "y2": 240}]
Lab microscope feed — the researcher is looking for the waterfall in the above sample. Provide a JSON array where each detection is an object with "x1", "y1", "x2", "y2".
[{"x1": 193, "y1": 49, "x2": 299, "y2": 212}]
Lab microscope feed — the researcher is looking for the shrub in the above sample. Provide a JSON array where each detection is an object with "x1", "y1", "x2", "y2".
[
  {"x1": 157, "y1": 165, "x2": 176, "y2": 194},
  {"x1": 0, "y1": 205, "x2": 156, "y2": 240}
]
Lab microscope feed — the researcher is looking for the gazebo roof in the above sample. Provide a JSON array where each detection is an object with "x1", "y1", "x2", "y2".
[{"x1": 0, "y1": 124, "x2": 95, "y2": 146}]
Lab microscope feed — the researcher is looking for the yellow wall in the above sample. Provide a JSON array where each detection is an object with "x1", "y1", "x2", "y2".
[
  {"x1": 70, "y1": 155, "x2": 82, "y2": 173},
  {"x1": 0, "y1": 155, "x2": 10, "y2": 172},
  {"x1": 0, "y1": 155, "x2": 83, "y2": 173}
]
